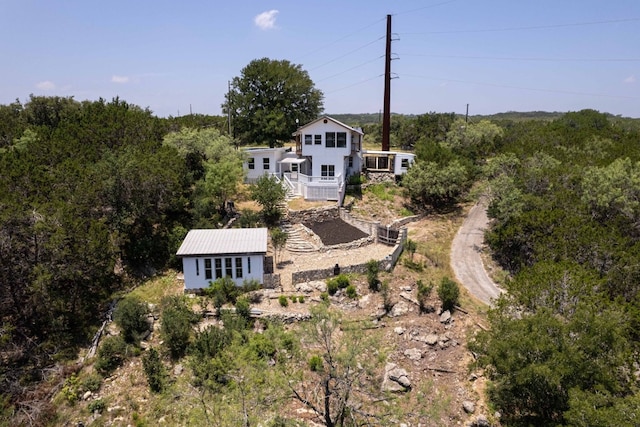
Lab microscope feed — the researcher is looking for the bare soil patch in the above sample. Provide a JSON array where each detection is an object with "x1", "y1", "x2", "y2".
[{"x1": 303, "y1": 217, "x2": 369, "y2": 245}]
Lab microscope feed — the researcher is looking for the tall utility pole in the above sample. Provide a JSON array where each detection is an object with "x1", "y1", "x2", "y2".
[{"x1": 381, "y1": 14, "x2": 392, "y2": 151}]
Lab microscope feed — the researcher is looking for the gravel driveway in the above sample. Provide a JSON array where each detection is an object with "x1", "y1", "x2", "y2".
[{"x1": 450, "y1": 199, "x2": 504, "y2": 306}]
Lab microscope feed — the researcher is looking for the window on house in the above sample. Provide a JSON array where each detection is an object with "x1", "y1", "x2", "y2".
[
  {"x1": 235, "y1": 258, "x2": 243, "y2": 278},
  {"x1": 304, "y1": 134, "x2": 312, "y2": 145},
  {"x1": 248, "y1": 158, "x2": 255, "y2": 170},
  {"x1": 204, "y1": 258, "x2": 212, "y2": 280},
  {"x1": 215, "y1": 258, "x2": 223, "y2": 279},
  {"x1": 401, "y1": 158, "x2": 409, "y2": 169},
  {"x1": 263, "y1": 158, "x2": 270, "y2": 170},
  {"x1": 325, "y1": 132, "x2": 335, "y2": 148},
  {"x1": 291, "y1": 163, "x2": 298, "y2": 172},
  {"x1": 348, "y1": 156, "x2": 353, "y2": 168},
  {"x1": 321, "y1": 165, "x2": 335, "y2": 180},
  {"x1": 248, "y1": 257, "x2": 251, "y2": 274},
  {"x1": 337, "y1": 132, "x2": 347, "y2": 148},
  {"x1": 225, "y1": 257, "x2": 233, "y2": 277},
  {"x1": 366, "y1": 156, "x2": 377, "y2": 169},
  {"x1": 379, "y1": 157, "x2": 389, "y2": 170},
  {"x1": 196, "y1": 259, "x2": 200, "y2": 276},
  {"x1": 314, "y1": 134, "x2": 322, "y2": 145}
]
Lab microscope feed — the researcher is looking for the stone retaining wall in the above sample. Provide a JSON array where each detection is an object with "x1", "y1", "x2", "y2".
[
  {"x1": 291, "y1": 256, "x2": 395, "y2": 285},
  {"x1": 287, "y1": 205, "x2": 339, "y2": 224}
]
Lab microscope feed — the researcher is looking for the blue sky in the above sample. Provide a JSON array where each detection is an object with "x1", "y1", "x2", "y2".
[{"x1": 1, "y1": 0, "x2": 639, "y2": 118}]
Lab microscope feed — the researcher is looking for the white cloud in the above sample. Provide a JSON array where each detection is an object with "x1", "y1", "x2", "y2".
[
  {"x1": 254, "y1": 10, "x2": 279, "y2": 30},
  {"x1": 111, "y1": 75, "x2": 130, "y2": 84},
  {"x1": 624, "y1": 75, "x2": 636, "y2": 84},
  {"x1": 36, "y1": 80, "x2": 56, "y2": 90}
]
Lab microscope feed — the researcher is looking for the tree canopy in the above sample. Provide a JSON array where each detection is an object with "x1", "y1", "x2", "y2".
[{"x1": 224, "y1": 58, "x2": 324, "y2": 147}]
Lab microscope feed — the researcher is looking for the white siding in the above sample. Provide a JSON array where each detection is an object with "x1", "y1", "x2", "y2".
[
  {"x1": 182, "y1": 254, "x2": 264, "y2": 290},
  {"x1": 243, "y1": 147, "x2": 288, "y2": 182}
]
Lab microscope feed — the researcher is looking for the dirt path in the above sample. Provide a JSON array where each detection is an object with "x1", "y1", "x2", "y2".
[{"x1": 450, "y1": 199, "x2": 504, "y2": 306}]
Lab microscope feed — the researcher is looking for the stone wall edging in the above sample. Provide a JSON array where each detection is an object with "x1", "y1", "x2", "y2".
[{"x1": 291, "y1": 256, "x2": 395, "y2": 285}]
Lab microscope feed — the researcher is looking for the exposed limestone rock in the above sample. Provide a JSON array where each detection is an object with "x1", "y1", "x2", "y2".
[
  {"x1": 440, "y1": 310, "x2": 451, "y2": 324},
  {"x1": 404, "y1": 348, "x2": 422, "y2": 361},
  {"x1": 381, "y1": 363, "x2": 411, "y2": 392}
]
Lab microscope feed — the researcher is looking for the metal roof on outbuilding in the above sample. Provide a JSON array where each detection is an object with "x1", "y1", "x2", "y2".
[{"x1": 176, "y1": 228, "x2": 268, "y2": 257}]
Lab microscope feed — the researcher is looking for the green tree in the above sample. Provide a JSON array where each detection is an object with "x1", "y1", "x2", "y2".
[
  {"x1": 160, "y1": 297, "x2": 196, "y2": 359},
  {"x1": 251, "y1": 174, "x2": 286, "y2": 225},
  {"x1": 224, "y1": 58, "x2": 324, "y2": 147},
  {"x1": 142, "y1": 347, "x2": 166, "y2": 393},
  {"x1": 402, "y1": 159, "x2": 469, "y2": 210},
  {"x1": 114, "y1": 297, "x2": 149, "y2": 344},
  {"x1": 270, "y1": 228, "x2": 288, "y2": 266},
  {"x1": 437, "y1": 277, "x2": 459, "y2": 311}
]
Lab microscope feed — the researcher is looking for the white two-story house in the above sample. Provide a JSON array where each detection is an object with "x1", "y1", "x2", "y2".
[{"x1": 242, "y1": 115, "x2": 415, "y2": 205}]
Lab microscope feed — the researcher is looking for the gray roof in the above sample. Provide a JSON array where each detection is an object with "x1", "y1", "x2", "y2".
[{"x1": 176, "y1": 228, "x2": 268, "y2": 256}]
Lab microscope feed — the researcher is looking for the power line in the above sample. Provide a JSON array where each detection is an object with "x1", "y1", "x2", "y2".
[
  {"x1": 308, "y1": 36, "x2": 385, "y2": 72},
  {"x1": 398, "y1": 53, "x2": 640, "y2": 63},
  {"x1": 295, "y1": 17, "x2": 386, "y2": 61},
  {"x1": 399, "y1": 73, "x2": 640, "y2": 100},
  {"x1": 394, "y1": 0, "x2": 462, "y2": 16},
  {"x1": 401, "y1": 17, "x2": 640, "y2": 35},
  {"x1": 315, "y1": 56, "x2": 384, "y2": 83},
  {"x1": 324, "y1": 75, "x2": 383, "y2": 95}
]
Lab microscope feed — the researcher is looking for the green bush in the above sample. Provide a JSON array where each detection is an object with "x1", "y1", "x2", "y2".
[
  {"x1": 366, "y1": 260, "x2": 380, "y2": 291},
  {"x1": 61, "y1": 374, "x2": 81, "y2": 404},
  {"x1": 320, "y1": 292, "x2": 329, "y2": 303},
  {"x1": 327, "y1": 274, "x2": 350, "y2": 295},
  {"x1": 278, "y1": 295, "x2": 289, "y2": 307},
  {"x1": 417, "y1": 280, "x2": 434, "y2": 314},
  {"x1": 142, "y1": 347, "x2": 166, "y2": 393},
  {"x1": 95, "y1": 335, "x2": 129, "y2": 377},
  {"x1": 114, "y1": 297, "x2": 149, "y2": 344},
  {"x1": 437, "y1": 277, "x2": 460, "y2": 312},
  {"x1": 290, "y1": 295, "x2": 297, "y2": 303},
  {"x1": 87, "y1": 399, "x2": 106, "y2": 414},
  {"x1": 346, "y1": 284, "x2": 358, "y2": 299},
  {"x1": 380, "y1": 281, "x2": 393, "y2": 313},
  {"x1": 308, "y1": 355, "x2": 323, "y2": 372},
  {"x1": 298, "y1": 295, "x2": 305, "y2": 303},
  {"x1": 235, "y1": 296, "x2": 252, "y2": 325},
  {"x1": 249, "y1": 333, "x2": 277, "y2": 359},
  {"x1": 81, "y1": 373, "x2": 102, "y2": 393},
  {"x1": 160, "y1": 297, "x2": 195, "y2": 359}
]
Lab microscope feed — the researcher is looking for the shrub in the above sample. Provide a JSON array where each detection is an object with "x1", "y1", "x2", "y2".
[
  {"x1": 87, "y1": 399, "x2": 106, "y2": 414},
  {"x1": 95, "y1": 335, "x2": 129, "y2": 377},
  {"x1": 403, "y1": 258, "x2": 424, "y2": 272},
  {"x1": 346, "y1": 284, "x2": 358, "y2": 299},
  {"x1": 61, "y1": 374, "x2": 81, "y2": 404},
  {"x1": 437, "y1": 277, "x2": 460, "y2": 311},
  {"x1": 114, "y1": 297, "x2": 149, "y2": 344},
  {"x1": 235, "y1": 296, "x2": 252, "y2": 325},
  {"x1": 327, "y1": 274, "x2": 350, "y2": 296},
  {"x1": 81, "y1": 373, "x2": 102, "y2": 393},
  {"x1": 320, "y1": 292, "x2": 329, "y2": 302},
  {"x1": 142, "y1": 347, "x2": 166, "y2": 393},
  {"x1": 298, "y1": 295, "x2": 305, "y2": 303},
  {"x1": 366, "y1": 260, "x2": 380, "y2": 291},
  {"x1": 417, "y1": 280, "x2": 434, "y2": 314},
  {"x1": 249, "y1": 333, "x2": 277, "y2": 359},
  {"x1": 290, "y1": 295, "x2": 297, "y2": 303},
  {"x1": 404, "y1": 239, "x2": 417, "y2": 260},
  {"x1": 380, "y1": 281, "x2": 393, "y2": 313},
  {"x1": 308, "y1": 355, "x2": 323, "y2": 372},
  {"x1": 160, "y1": 297, "x2": 195, "y2": 359},
  {"x1": 278, "y1": 295, "x2": 289, "y2": 307}
]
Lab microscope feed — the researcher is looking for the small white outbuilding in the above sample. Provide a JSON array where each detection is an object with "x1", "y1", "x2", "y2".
[{"x1": 176, "y1": 228, "x2": 268, "y2": 291}]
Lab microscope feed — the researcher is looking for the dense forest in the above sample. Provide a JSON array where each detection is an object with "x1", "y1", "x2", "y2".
[{"x1": 1, "y1": 95, "x2": 639, "y2": 425}]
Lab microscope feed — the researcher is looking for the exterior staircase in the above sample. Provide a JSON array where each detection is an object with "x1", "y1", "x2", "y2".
[{"x1": 281, "y1": 220, "x2": 318, "y2": 253}]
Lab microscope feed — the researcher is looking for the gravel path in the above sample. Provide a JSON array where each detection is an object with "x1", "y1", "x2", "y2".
[
  {"x1": 450, "y1": 199, "x2": 504, "y2": 306},
  {"x1": 276, "y1": 243, "x2": 395, "y2": 292}
]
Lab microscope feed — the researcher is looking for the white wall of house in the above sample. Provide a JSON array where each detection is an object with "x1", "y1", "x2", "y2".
[
  {"x1": 299, "y1": 118, "x2": 362, "y2": 179},
  {"x1": 394, "y1": 152, "x2": 416, "y2": 175},
  {"x1": 244, "y1": 147, "x2": 289, "y2": 182},
  {"x1": 182, "y1": 254, "x2": 265, "y2": 290}
]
